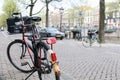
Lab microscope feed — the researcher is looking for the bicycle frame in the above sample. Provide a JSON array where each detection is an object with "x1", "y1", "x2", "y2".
[
  {"x1": 19, "y1": 25, "x2": 35, "y2": 64},
  {"x1": 88, "y1": 32, "x2": 98, "y2": 46}
]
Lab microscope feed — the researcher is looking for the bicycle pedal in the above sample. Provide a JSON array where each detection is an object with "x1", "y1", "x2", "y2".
[{"x1": 21, "y1": 62, "x2": 28, "y2": 66}]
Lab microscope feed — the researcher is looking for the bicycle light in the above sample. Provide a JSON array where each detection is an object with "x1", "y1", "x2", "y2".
[{"x1": 51, "y1": 53, "x2": 57, "y2": 62}]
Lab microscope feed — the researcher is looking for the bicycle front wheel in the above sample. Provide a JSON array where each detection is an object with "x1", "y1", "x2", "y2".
[{"x1": 7, "y1": 40, "x2": 34, "y2": 73}]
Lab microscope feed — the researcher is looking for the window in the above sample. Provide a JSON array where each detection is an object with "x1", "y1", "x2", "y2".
[
  {"x1": 111, "y1": 19, "x2": 113, "y2": 23},
  {"x1": 116, "y1": 12, "x2": 119, "y2": 17},
  {"x1": 113, "y1": 12, "x2": 115, "y2": 18}
]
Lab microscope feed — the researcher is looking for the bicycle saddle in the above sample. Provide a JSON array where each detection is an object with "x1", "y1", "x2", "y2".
[{"x1": 46, "y1": 37, "x2": 56, "y2": 44}]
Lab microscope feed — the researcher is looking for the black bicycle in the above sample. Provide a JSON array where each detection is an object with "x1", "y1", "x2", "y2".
[
  {"x1": 7, "y1": 12, "x2": 60, "y2": 80},
  {"x1": 82, "y1": 29, "x2": 99, "y2": 47}
]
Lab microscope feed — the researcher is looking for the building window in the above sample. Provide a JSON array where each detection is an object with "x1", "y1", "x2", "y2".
[
  {"x1": 108, "y1": 19, "x2": 110, "y2": 23},
  {"x1": 111, "y1": 19, "x2": 114, "y2": 23},
  {"x1": 117, "y1": 12, "x2": 119, "y2": 17},
  {"x1": 113, "y1": 12, "x2": 115, "y2": 18}
]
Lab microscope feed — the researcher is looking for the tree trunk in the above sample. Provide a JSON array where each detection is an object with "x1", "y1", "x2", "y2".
[
  {"x1": 29, "y1": 0, "x2": 33, "y2": 16},
  {"x1": 99, "y1": 0, "x2": 105, "y2": 43},
  {"x1": 45, "y1": 0, "x2": 49, "y2": 27},
  {"x1": 29, "y1": 0, "x2": 37, "y2": 16},
  {"x1": 29, "y1": 6, "x2": 33, "y2": 16}
]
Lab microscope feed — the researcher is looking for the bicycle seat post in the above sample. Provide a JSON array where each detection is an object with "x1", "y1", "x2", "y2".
[
  {"x1": 51, "y1": 44, "x2": 53, "y2": 50},
  {"x1": 22, "y1": 26, "x2": 26, "y2": 41}
]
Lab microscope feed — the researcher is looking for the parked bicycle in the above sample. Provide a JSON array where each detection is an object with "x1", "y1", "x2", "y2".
[
  {"x1": 75, "y1": 31, "x2": 82, "y2": 41},
  {"x1": 82, "y1": 29, "x2": 99, "y2": 47},
  {"x1": 7, "y1": 12, "x2": 60, "y2": 80}
]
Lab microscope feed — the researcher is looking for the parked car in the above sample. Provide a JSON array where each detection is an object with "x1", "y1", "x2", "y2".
[
  {"x1": 38, "y1": 27, "x2": 65, "y2": 40},
  {"x1": 104, "y1": 26, "x2": 117, "y2": 33}
]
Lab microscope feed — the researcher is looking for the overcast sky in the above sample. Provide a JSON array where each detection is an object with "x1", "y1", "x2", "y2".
[
  {"x1": 0, "y1": 0, "x2": 116, "y2": 15},
  {"x1": 0, "y1": 0, "x2": 4, "y2": 14}
]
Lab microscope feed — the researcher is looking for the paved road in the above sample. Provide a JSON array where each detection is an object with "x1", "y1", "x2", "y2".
[
  {"x1": 54, "y1": 39, "x2": 120, "y2": 80},
  {"x1": 1, "y1": 31, "x2": 120, "y2": 80}
]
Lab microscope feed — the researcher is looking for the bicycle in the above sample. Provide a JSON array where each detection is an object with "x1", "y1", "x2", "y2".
[
  {"x1": 82, "y1": 29, "x2": 99, "y2": 47},
  {"x1": 74, "y1": 30, "x2": 82, "y2": 41},
  {"x1": 7, "y1": 12, "x2": 60, "y2": 80}
]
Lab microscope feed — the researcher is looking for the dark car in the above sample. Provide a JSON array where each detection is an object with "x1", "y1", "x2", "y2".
[{"x1": 38, "y1": 27, "x2": 65, "y2": 40}]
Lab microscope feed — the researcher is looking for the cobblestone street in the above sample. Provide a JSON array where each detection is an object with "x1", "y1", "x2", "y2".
[
  {"x1": 54, "y1": 40, "x2": 120, "y2": 80},
  {"x1": 1, "y1": 31, "x2": 120, "y2": 80}
]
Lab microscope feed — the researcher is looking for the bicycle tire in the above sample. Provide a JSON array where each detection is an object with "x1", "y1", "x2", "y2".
[
  {"x1": 91, "y1": 35, "x2": 100, "y2": 46},
  {"x1": 37, "y1": 47, "x2": 60, "y2": 80},
  {"x1": 7, "y1": 40, "x2": 34, "y2": 73},
  {"x1": 82, "y1": 36, "x2": 91, "y2": 47}
]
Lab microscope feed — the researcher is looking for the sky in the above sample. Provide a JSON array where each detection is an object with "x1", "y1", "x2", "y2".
[
  {"x1": 0, "y1": 0, "x2": 116, "y2": 15},
  {"x1": 0, "y1": 0, "x2": 4, "y2": 14}
]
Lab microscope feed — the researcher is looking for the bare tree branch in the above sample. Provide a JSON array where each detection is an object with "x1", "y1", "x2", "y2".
[{"x1": 33, "y1": 0, "x2": 37, "y2": 4}]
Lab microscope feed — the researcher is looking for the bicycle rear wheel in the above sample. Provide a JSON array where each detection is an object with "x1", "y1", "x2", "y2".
[
  {"x1": 7, "y1": 40, "x2": 34, "y2": 73},
  {"x1": 82, "y1": 36, "x2": 91, "y2": 47}
]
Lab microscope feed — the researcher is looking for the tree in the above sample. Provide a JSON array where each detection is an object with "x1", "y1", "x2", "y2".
[
  {"x1": 67, "y1": 5, "x2": 91, "y2": 27},
  {"x1": 99, "y1": 0, "x2": 105, "y2": 43},
  {"x1": 40, "y1": 0, "x2": 62, "y2": 27},
  {"x1": 16, "y1": 0, "x2": 38, "y2": 16},
  {"x1": 39, "y1": 11, "x2": 46, "y2": 26},
  {"x1": 3, "y1": 0, "x2": 19, "y2": 18},
  {"x1": 106, "y1": 1, "x2": 119, "y2": 13},
  {"x1": 29, "y1": 0, "x2": 37, "y2": 16},
  {"x1": 0, "y1": 0, "x2": 19, "y2": 28},
  {"x1": 0, "y1": 14, "x2": 7, "y2": 28}
]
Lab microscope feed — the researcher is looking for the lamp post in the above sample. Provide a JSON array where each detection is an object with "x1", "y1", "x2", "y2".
[{"x1": 59, "y1": 7, "x2": 64, "y2": 32}]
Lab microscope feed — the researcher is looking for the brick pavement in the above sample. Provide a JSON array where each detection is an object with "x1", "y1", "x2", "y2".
[
  {"x1": 0, "y1": 31, "x2": 76, "y2": 80},
  {"x1": 0, "y1": 32, "x2": 42, "y2": 80},
  {"x1": 54, "y1": 39, "x2": 120, "y2": 80},
  {"x1": 1, "y1": 31, "x2": 120, "y2": 80}
]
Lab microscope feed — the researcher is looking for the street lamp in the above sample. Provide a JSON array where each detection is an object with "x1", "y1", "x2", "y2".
[{"x1": 59, "y1": 7, "x2": 64, "y2": 32}]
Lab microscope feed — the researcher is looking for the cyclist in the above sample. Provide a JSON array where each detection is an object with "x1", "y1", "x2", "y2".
[{"x1": 87, "y1": 29, "x2": 98, "y2": 39}]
